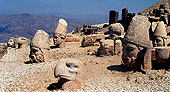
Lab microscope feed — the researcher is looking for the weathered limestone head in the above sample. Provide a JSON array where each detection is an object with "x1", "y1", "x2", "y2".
[
  {"x1": 54, "y1": 58, "x2": 85, "y2": 90},
  {"x1": 153, "y1": 21, "x2": 167, "y2": 47},
  {"x1": 154, "y1": 47, "x2": 169, "y2": 63},
  {"x1": 0, "y1": 44, "x2": 8, "y2": 59},
  {"x1": 29, "y1": 30, "x2": 50, "y2": 63},
  {"x1": 7, "y1": 37, "x2": 17, "y2": 48},
  {"x1": 17, "y1": 37, "x2": 30, "y2": 48},
  {"x1": 160, "y1": 3, "x2": 169, "y2": 10},
  {"x1": 122, "y1": 15, "x2": 152, "y2": 69},
  {"x1": 109, "y1": 23, "x2": 124, "y2": 39},
  {"x1": 53, "y1": 19, "x2": 67, "y2": 48}
]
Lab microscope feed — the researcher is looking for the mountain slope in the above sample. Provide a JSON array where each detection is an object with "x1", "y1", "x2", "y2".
[
  {"x1": 0, "y1": 14, "x2": 95, "y2": 43},
  {"x1": 139, "y1": 0, "x2": 170, "y2": 15}
]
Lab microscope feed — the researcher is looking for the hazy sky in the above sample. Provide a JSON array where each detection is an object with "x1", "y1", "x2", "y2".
[{"x1": 0, "y1": 0, "x2": 159, "y2": 15}]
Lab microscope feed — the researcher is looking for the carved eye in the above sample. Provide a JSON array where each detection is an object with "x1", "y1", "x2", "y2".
[
  {"x1": 74, "y1": 65, "x2": 79, "y2": 68},
  {"x1": 66, "y1": 62, "x2": 79, "y2": 68},
  {"x1": 60, "y1": 35, "x2": 66, "y2": 39},
  {"x1": 66, "y1": 63, "x2": 71, "y2": 67},
  {"x1": 54, "y1": 36, "x2": 58, "y2": 39},
  {"x1": 21, "y1": 38, "x2": 26, "y2": 40}
]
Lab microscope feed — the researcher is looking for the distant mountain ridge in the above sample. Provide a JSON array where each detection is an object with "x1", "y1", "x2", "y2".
[
  {"x1": 139, "y1": 0, "x2": 170, "y2": 15},
  {"x1": 44, "y1": 13, "x2": 108, "y2": 23},
  {"x1": 0, "y1": 14, "x2": 95, "y2": 43}
]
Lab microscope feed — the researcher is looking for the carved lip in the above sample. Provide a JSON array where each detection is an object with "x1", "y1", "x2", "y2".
[{"x1": 58, "y1": 74, "x2": 72, "y2": 81}]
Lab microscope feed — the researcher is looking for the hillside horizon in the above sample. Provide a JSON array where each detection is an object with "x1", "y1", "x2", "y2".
[{"x1": 0, "y1": 13, "x2": 95, "y2": 43}]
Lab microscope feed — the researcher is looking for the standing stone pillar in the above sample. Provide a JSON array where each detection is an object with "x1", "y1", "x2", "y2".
[
  {"x1": 168, "y1": 14, "x2": 170, "y2": 26},
  {"x1": 143, "y1": 48, "x2": 152, "y2": 70},
  {"x1": 109, "y1": 10, "x2": 119, "y2": 25},
  {"x1": 122, "y1": 8, "x2": 128, "y2": 20}
]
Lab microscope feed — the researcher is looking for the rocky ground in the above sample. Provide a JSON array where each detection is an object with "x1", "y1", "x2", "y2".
[{"x1": 0, "y1": 42, "x2": 170, "y2": 92}]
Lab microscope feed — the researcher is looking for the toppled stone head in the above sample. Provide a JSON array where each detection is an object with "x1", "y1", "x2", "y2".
[
  {"x1": 109, "y1": 23, "x2": 124, "y2": 39},
  {"x1": 54, "y1": 58, "x2": 85, "y2": 90},
  {"x1": 17, "y1": 37, "x2": 30, "y2": 48},
  {"x1": 0, "y1": 44, "x2": 8, "y2": 59},
  {"x1": 29, "y1": 30, "x2": 50, "y2": 63},
  {"x1": 53, "y1": 19, "x2": 67, "y2": 48},
  {"x1": 122, "y1": 15, "x2": 152, "y2": 70},
  {"x1": 7, "y1": 37, "x2": 17, "y2": 48},
  {"x1": 160, "y1": 3, "x2": 169, "y2": 10},
  {"x1": 153, "y1": 21, "x2": 167, "y2": 47}
]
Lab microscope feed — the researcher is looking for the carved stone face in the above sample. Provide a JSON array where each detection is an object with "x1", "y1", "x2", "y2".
[
  {"x1": 122, "y1": 44, "x2": 140, "y2": 67},
  {"x1": 154, "y1": 37, "x2": 165, "y2": 47},
  {"x1": 53, "y1": 33, "x2": 66, "y2": 46},
  {"x1": 7, "y1": 38, "x2": 15, "y2": 47},
  {"x1": 17, "y1": 37, "x2": 30, "y2": 48},
  {"x1": 30, "y1": 46, "x2": 50, "y2": 63},
  {"x1": 54, "y1": 58, "x2": 83, "y2": 81},
  {"x1": 30, "y1": 46, "x2": 44, "y2": 63}
]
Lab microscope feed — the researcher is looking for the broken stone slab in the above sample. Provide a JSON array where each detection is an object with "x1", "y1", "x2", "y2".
[
  {"x1": 166, "y1": 36, "x2": 170, "y2": 46},
  {"x1": 49, "y1": 38, "x2": 55, "y2": 47},
  {"x1": 81, "y1": 35, "x2": 97, "y2": 47},
  {"x1": 81, "y1": 34, "x2": 105, "y2": 47},
  {"x1": 151, "y1": 22, "x2": 158, "y2": 33},
  {"x1": 97, "y1": 39, "x2": 114, "y2": 56},
  {"x1": 114, "y1": 39, "x2": 123, "y2": 56},
  {"x1": 65, "y1": 35, "x2": 80, "y2": 42},
  {"x1": 96, "y1": 38, "x2": 122, "y2": 56},
  {"x1": 91, "y1": 23, "x2": 109, "y2": 29},
  {"x1": 166, "y1": 26, "x2": 170, "y2": 35}
]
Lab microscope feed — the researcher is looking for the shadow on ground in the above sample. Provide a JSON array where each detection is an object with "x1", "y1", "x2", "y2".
[
  {"x1": 47, "y1": 82, "x2": 62, "y2": 91},
  {"x1": 107, "y1": 64, "x2": 131, "y2": 72},
  {"x1": 24, "y1": 61, "x2": 33, "y2": 64},
  {"x1": 107, "y1": 64, "x2": 147, "y2": 74}
]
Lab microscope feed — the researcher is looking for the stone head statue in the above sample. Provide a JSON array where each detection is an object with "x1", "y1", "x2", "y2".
[
  {"x1": 54, "y1": 58, "x2": 85, "y2": 90},
  {"x1": 0, "y1": 44, "x2": 8, "y2": 59},
  {"x1": 17, "y1": 37, "x2": 30, "y2": 48},
  {"x1": 153, "y1": 21, "x2": 167, "y2": 47},
  {"x1": 7, "y1": 37, "x2": 17, "y2": 48},
  {"x1": 53, "y1": 19, "x2": 67, "y2": 48},
  {"x1": 160, "y1": 3, "x2": 169, "y2": 10},
  {"x1": 122, "y1": 15, "x2": 152, "y2": 70},
  {"x1": 29, "y1": 30, "x2": 50, "y2": 63},
  {"x1": 109, "y1": 23, "x2": 124, "y2": 39}
]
